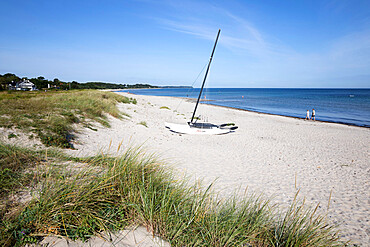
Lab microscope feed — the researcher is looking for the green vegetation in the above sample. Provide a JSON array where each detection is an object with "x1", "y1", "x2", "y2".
[
  {"x1": 0, "y1": 144, "x2": 74, "y2": 246},
  {"x1": 0, "y1": 144, "x2": 40, "y2": 201},
  {"x1": 7, "y1": 133, "x2": 17, "y2": 139},
  {"x1": 131, "y1": 98, "x2": 137, "y2": 104},
  {"x1": 0, "y1": 90, "x2": 134, "y2": 148},
  {"x1": 0, "y1": 143, "x2": 344, "y2": 247},
  {"x1": 75, "y1": 82, "x2": 157, "y2": 90},
  {"x1": 138, "y1": 121, "x2": 148, "y2": 128},
  {"x1": 0, "y1": 73, "x2": 20, "y2": 90},
  {"x1": 0, "y1": 73, "x2": 158, "y2": 90},
  {"x1": 160, "y1": 106, "x2": 170, "y2": 110},
  {"x1": 121, "y1": 112, "x2": 131, "y2": 118}
]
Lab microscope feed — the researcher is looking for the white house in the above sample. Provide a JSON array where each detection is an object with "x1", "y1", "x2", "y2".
[{"x1": 8, "y1": 79, "x2": 37, "y2": 91}]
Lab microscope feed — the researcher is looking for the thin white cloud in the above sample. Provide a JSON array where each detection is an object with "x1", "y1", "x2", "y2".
[
  {"x1": 329, "y1": 30, "x2": 370, "y2": 62},
  {"x1": 156, "y1": 0, "x2": 370, "y2": 86},
  {"x1": 158, "y1": 19, "x2": 216, "y2": 41},
  {"x1": 155, "y1": 2, "x2": 295, "y2": 63}
]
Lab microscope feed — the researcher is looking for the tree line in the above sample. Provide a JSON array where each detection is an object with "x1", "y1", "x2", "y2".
[{"x1": 0, "y1": 73, "x2": 158, "y2": 90}]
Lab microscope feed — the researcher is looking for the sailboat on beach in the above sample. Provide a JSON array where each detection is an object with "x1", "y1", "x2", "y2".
[{"x1": 165, "y1": 29, "x2": 238, "y2": 135}]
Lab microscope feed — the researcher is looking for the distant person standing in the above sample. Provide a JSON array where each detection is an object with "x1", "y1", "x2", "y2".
[
  {"x1": 311, "y1": 108, "x2": 316, "y2": 121},
  {"x1": 305, "y1": 110, "x2": 310, "y2": 120}
]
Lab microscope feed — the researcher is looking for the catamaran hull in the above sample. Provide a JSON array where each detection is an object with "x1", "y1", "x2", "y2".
[{"x1": 165, "y1": 122, "x2": 232, "y2": 135}]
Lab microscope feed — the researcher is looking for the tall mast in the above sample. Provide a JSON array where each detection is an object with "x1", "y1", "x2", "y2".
[{"x1": 190, "y1": 29, "x2": 221, "y2": 123}]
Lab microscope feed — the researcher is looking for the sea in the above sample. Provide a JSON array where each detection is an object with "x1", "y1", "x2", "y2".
[{"x1": 117, "y1": 88, "x2": 370, "y2": 128}]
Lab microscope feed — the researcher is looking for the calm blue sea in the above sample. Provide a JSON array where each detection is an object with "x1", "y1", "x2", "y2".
[{"x1": 118, "y1": 88, "x2": 370, "y2": 127}]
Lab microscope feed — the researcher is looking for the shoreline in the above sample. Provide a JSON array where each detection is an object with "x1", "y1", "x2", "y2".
[
  {"x1": 69, "y1": 91, "x2": 369, "y2": 245},
  {"x1": 201, "y1": 101, "x2": 370, "y2": 129},
  {"x1": 121, "y1": 91, "x2": 369, "y2": 129}
]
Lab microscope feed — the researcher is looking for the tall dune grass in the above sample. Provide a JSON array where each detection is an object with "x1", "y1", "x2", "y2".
[
  {"x1": 0, "y1": 144, "x2": 41, "y2": 206},
  {"x1": 0, "y1": 90, "x2": 134, "y2": 147},
  {"x1": 0, "y1": 143, "x2": 344, "y2": 246}
]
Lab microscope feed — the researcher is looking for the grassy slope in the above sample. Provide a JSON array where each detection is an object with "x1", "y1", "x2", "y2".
[{"x1": 0, "y1": 90, "x2": 134, "y2": 147}]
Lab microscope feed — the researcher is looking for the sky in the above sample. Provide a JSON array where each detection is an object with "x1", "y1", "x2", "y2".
[{"x1": 0, "y1": 0, "x2": 369, "y2": 88}]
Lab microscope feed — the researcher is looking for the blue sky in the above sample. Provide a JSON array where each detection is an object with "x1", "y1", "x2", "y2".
[{"x1": 0, "y1": 0, "x2": 369, "y2": 88}]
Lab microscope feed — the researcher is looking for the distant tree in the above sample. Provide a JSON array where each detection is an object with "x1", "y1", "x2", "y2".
[
  {"x1": 30, "y1": 76, "x2": 50, "y2": 89},
  {"x1": 0, "y1": 73, "x2": 159, "y2": 91},
  {"x1": 60, "y1": 82, "x2": 68, "y2": 90},
  {"x1": 0, "y1": 73, "x2": 21, "y2": 90},
  {"x1": 71, "y1": 81, "x2": 79, "y2": 89}
]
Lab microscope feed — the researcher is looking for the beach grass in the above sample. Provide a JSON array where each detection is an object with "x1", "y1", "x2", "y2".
[
  {"x1": 138, "y1": 121, "x2": 148, "y2": 127},
  {"x1": 0, "y1": 90, "x2": 134, "y2": 148},
  {"x1": 0, "y1": 144, "x2": 40, "y2": 202},
  {"x1": 160, "y1": 106, "x2": 170, "y2": 110},
  {"x1": 0, "y1": 143, "x2": 344, "y2": 247}
]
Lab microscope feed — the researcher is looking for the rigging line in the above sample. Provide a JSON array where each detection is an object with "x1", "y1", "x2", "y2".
[
  {"x1": 174, "y1": 61, "x2": 209, "y2": 112},
  {"x1": 200, "y1": 70, "x2": 213, "y2": 121},
  {"x1": 191, "y1": 29, "x2": 221, "y2": 123}
]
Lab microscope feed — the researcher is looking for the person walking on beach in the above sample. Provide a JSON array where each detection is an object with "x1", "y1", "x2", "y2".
[
  {"x1": 305, "y1": 110, "x2": 310, "y2": 120},
  {"x1": 311, "y1": 108, "x2": 316, "y2": 121}
]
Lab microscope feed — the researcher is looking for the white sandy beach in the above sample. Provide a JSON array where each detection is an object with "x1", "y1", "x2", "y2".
[{"x1": 62, "y1": 92, "x2": 369, "y2": 245}]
